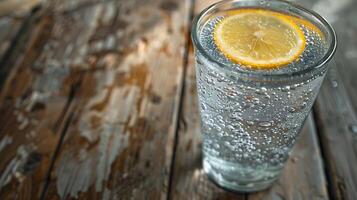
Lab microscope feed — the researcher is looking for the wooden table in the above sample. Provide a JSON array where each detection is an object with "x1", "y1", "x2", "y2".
[{"x1": 0, "y1": 0, "x2": 356, "y2": 199}]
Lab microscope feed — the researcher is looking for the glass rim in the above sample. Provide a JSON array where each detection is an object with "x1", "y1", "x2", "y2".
[{"x1": 191, "y1": 0, "x2": 337, "y2": 80}]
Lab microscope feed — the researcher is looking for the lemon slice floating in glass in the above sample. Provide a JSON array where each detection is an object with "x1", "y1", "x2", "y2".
[{"x1": 214, "y1": 9, "x2": 306, "y2": 69}]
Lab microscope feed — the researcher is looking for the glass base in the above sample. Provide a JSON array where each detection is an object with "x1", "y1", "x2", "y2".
[{"x1": 203, "y1": 155, "x2": 282, "y2": 192}]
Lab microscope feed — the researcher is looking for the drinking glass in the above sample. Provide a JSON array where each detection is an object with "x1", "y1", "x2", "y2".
[{"x1": 191, "y1": 0, "x2": 337, "y2": 192}]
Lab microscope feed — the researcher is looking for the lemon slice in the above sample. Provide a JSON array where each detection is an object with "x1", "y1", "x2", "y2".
[{"x1": 214, "y1": 9, "x2": 306, "y2": 69}]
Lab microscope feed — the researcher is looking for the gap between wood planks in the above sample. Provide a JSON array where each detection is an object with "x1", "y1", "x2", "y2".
[
  {"x1": 39, "y1": 73, "x2": 84, "y2": 199},
  {"x1": 312, "y1": 108, "x2": 334, "y2": 200},
  {"x1": 0, "y1": 5, "x2": 41, "y2": 90},
  {"x1": 167, "y1": 0, "x2": 196, "y2": 199}
]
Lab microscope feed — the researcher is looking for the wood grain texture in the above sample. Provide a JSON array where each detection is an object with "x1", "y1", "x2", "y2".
[
  {"x1": 0, "y1": 5, "x2": 41, "y2": 89},
  {"x1": 314, "y1": 63, "x2": 357, "y2": 200},
  {"x1": 0, "y1": 16, "x2": 23, "y2": 60},
  {"x1": 0, "y1": 0, "x2": 40, "y2": 17},
  {"x1": 332, "y1": 0, "x2": 357, "y2": 114},
  {"x1": 310, "y1": 0, "x2": 357, "y2": 199},
  {"x1": 35, "y1": 0, "x2": 190, "y2": 199},
  {"x1": 0, "y1": 9, "x2": 83, "y2": 199},
  {"x1": 170, "y1": 0, "x2": 328, "y2": 199}
]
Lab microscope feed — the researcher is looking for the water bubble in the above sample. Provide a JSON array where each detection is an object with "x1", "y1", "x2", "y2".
[
  {"x1": 259, "y1": 121, "x2": 273, "y2": 127},
  {"x1": 300, "y1": 101, "x2": 307, "y2": 109},
  {"x1": 246, "y1": 120, "x2": 255, "y2": 126},
  {"x1": 217, "y1": 76, "x2": 225, "y2": 82},
  {"x1": 241, "y1": 102, "x2": 252, "y2": 109},
  {"x1": 282, "y1": 86, "x2": 291, "y2": 92},
  {"x1": 288, "y1": 107, "x2": 296, "y2": 113},
  {"x1": 226, "y1": 90, "x2": 238, "y2": 98},
  {"x1": 252, "y1": 98, "x2": 260, "y2": 104},
  {"x1": 200, "y1": 89, "x2": 206, "y2": 95},
  {"x1": 348, "y1": 124, "x2": 357, "y2": 134},
  {"x1": 208, "y1": 71, "x2": 217, "y2": 78},
  {"x1": 206, "y1": 77, "x2": 214, "y2": 84},
  {"x1": 255, "y1": 87, "x2": 267, "y2": 95},
  {"x1": 227, "y1": 125, "x2": 235, "y2": 132},
  {"x1": 213, "y1": 124, "x2": 222, "y2": 131},
  {"x1": 201, "y1": 103, "x2": 207, "y2": 110},
  {"x1": 331, "y1": 80, "x2": 338, "y2": 88}
]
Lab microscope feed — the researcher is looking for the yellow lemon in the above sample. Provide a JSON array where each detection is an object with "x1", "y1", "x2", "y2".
[{"x1": 214, "y1": 9, "x2": 306, "y2": 69}]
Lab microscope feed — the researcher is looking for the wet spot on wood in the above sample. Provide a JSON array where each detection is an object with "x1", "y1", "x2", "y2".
[
  {"x1": 90, "y1": 115, "x2": 102, "y2": 130},
  {"x1": 117, "y1": 18, "x2": 128, "y2": 29},
  {"x1": 159, "y1": 42, "x2": 171, "y2": 56},
  {"x1": 160, "y1": 1, "x2": 178, "y2": 12},
  {"x1": 186, "y1": 140, "x2": 192, "y2": 151},
  {"x1": 22, "y1": 152, "x2": 42, "y2": 174},
  {"x1": 190, "y1": 82, "x2": 196, "y2": 95},
  {"x1": 90, "y1": 86, "x2": 113, "y2": 111},
  {"x1": 145, "y1": 160, "x2": 151, "y2": 168},
  {"x1": 142, "y1": 15, "x2": 161, "y2": 30},
  {"x1": 149, "y1": 93, "x2": 162, "y2": 104},
  {"x1": 30, "y1": 102, "x2": 46, "y2": 112},
  {"x1": 180, "y1": 25, "x2": 186, "y2": 35},
  {"x1": 128, "y1": 117, "x2": 156, "y2": 141},
  {"x1": 116, "y1": 63, "x2": 149, "y2": 92},
  {"x1": 56, "y1": 125, "x2": 129, "y2": 198}
]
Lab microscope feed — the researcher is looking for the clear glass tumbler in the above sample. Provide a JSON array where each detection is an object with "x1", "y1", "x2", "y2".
[{"x1": 191, "y1": 0, "x2": 337, "y2": 192}]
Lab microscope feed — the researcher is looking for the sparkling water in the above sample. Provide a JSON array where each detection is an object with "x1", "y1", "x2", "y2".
[{"x1": 195, "y1": 9, "x2": 329, "y2": 191}]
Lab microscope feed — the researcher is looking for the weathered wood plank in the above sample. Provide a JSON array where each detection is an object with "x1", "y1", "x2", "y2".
[
  {"x1": 309, "y1": 0, "x2": 357, "y2": 199},
  {"x1": 332, "y1": 0, "x2": 357, "y2": 114},
  {"x1": 314, "y1": 62, "x2": 357, "y2": 200},
  {"x1": 0, "y1": 0, "x2": 40, "y2": 17},
  {"x1": 0, "y1": 9, "x2": 85, "y2": 199},
  {"x1": 33, "y1": 0, "x2": 191, "y2": 199},
  {"x1": 0, "y1": 0, "x2": 42, "y2": 89},
  {"x1": 0, "y1": 16, "x2": 23, "y2": 60},
  {"x1": 170, "y1": 0, "x2": 328, "y2": 199}
]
